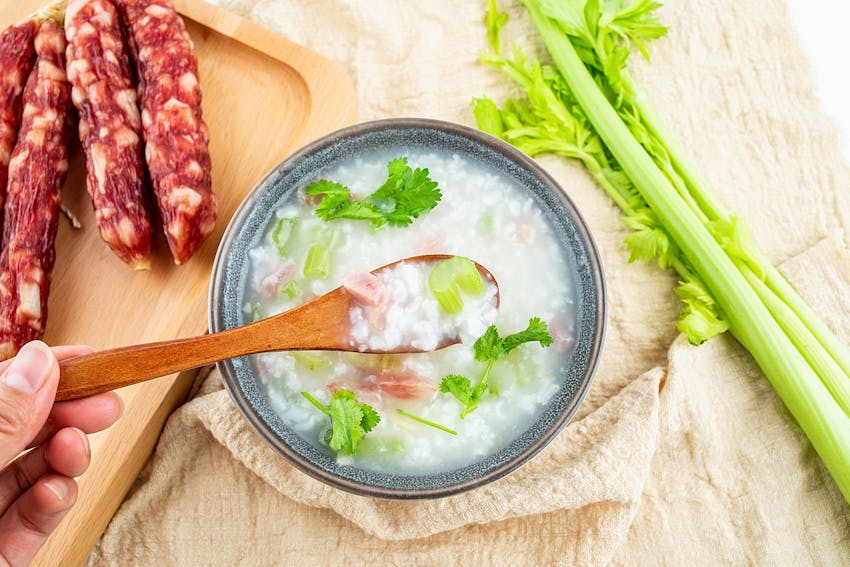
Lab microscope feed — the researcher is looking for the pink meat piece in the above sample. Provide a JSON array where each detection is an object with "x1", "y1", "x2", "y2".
[
  {"x1": 377, "y1": 370, "x2": 436, "y2": 401},
  {"x1": 260, "y1": 261, "x2": 295, "y2": 297},
  {"x1": 327, "y1": 374, "x2": 382, "y2": 406},
  {"x1": 342, "y1": 271, "x2": 384, "y2": 306}
]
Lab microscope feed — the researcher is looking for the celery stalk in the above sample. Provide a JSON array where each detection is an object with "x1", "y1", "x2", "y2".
[
  {"x1": 428, "y1": 256, "x2": 486, "y2": 313},
  {"x1": 303, "y1": 245, "x2": 331, "y2": 278},
  {"x1": 522, "y1": 1, "x2": 850, "y2": 502}
]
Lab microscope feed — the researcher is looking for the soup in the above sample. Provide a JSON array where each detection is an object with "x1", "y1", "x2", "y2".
[{"x1": 244, "y1": 147, "x2": 576, "y2": 474}]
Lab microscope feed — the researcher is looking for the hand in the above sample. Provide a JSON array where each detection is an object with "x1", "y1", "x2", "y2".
[{"x1": 0, "y1": 341, "x2": 122, "y2": 567}]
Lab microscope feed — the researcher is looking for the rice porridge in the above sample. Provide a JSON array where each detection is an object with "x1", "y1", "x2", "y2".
[{"x1": 244, "y1": 146, "x2": 576, "y2": 474}]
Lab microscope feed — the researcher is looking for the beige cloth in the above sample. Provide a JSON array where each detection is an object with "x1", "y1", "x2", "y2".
[{"x1": 88, "y1": 0, "x2": 850, "y2": 564}]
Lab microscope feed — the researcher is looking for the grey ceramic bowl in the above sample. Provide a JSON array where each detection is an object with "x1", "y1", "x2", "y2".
[{"x1": 209, "y1": 118, "x2": 606, "y2": 499}]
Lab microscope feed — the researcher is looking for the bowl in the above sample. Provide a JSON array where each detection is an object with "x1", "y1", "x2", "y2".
[{"x1": 209, "y1": 117, "x2": 606, "y2": 499}]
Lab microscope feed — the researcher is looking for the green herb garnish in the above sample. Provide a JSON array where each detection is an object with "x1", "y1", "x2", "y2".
[
  {"x1": 440, "y1": 317, "x2": 552, "y2": 417},
  {"x1": 305, "y1": 157, "x2": 441, "y2": 230},
  {"x1": 396, "y1": 408, "x2": 457, "y2": 435},
  {"x1": 301, "y1": 389, "x2": 380, "y2": 456}
]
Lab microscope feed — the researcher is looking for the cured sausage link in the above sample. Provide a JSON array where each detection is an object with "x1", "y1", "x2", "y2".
[
  {"x1": 0, "y1": 21, "x2": 73, "y2": 359},
  {"x1": 0, "y1": 19, "x2": 38, "y2": 230},
  {"x1": 116, "y1": 0, "x2": 216, "y2": 265},
  {"x1": 65, "y1": 0, "x2": 154, "y2": 269}
]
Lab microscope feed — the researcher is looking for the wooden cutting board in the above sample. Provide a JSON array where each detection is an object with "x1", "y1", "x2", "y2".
[{"x1": 0, "y1": 0, "x2": 357, "y2": 564}]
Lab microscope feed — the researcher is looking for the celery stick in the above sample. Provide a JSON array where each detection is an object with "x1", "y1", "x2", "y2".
[
  {"x1": 291, "y1": 351, "x2": 332, "y2": 372},
  {"x1": 521, "y1": 0, "x2": 850, "y2": 502},
  {"x1": 271, "y1": 217, "x2": 298, "y2": 255},
  {"x1": 280, "y1": 280, "x2": 302, "y2": 300},
  {"x1": 428, "y1": 256, "x2": 485, "y2": 313},
  {"x1": 303, "y1": 245, "x2": 330, "y2": 278}
]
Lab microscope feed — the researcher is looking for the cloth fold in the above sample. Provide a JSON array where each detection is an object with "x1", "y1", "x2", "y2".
[{"x1": 87, "y1": 0, "x2": 850, "y2": 564}]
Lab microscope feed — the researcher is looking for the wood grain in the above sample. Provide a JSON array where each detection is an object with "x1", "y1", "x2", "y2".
[{"x1": 0, "y1": 0, "x2": 356, "y2": 564}]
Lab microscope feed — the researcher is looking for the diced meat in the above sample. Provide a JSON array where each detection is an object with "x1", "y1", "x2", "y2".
[
  {"x1": 377, "y1": 370, "x2": 436, "y2": 400},
  {"x1": 548, "y1": 321, "x2": 576, "y2": 353},
  {"x1": 415, "y1": 234, "x2": 442, "y2": 254},
  {"x1": 342, "y1": 271, "x2": 384, "y2": 306},
  {"x1": 516, "y1": 222, "x2": 536, "y2": 245},
  {"x1": 327, "y1": 374, "x2": 382, "y2": 406},
  {"x1": 260, "y1": 261, "x2": 295, "y2": 297}
]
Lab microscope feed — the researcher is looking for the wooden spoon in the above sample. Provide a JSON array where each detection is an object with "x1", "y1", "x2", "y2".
[{"x1": 56, "y1": 254, "x2": 498, "y2": 401}]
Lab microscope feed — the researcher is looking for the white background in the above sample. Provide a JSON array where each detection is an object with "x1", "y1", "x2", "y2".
[{"x1": 787, "y1": 0, "x2": 850, "y2": 161}]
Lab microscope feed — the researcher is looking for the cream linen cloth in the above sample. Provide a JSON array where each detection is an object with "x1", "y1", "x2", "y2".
[{"x1": 87, "y1": 0, "x2": 850, "y2": 564}]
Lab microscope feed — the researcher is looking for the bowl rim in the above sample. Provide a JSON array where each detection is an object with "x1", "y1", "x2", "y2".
[{"x1": 209, "y1": 117, "x2": 607, "y2": 499}]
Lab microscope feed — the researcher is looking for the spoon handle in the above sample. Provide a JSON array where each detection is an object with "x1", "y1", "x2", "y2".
[
  {"x1": 56, "y1": 330, "x2": 247, "y2": 401},
  {"x1": 55, "y1": 289, "x2": 353, "y2": 401}
]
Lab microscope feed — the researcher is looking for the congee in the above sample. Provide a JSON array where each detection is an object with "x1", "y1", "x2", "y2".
[{"x1": 244, "y1": 147, "x2": 577, "y2": 474}]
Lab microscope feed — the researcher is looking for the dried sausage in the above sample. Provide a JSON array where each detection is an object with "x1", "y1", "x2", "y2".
[
  {"x1": 0, "y1": 19, "x2": 38, "y2": 229},
  {"x1": 116, "y1": 0, "x2": 216, "y2": 265},
  {"x1": 65, "y1": 0, "x2": 153, "y2": 269},
  {"x1": 0, "y1": 21, "x2": 73, "y2": 359}
]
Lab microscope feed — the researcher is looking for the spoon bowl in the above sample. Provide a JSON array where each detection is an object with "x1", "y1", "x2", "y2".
[{"x1": 55, "y1": 254, "x2": 498, "y2": 401}]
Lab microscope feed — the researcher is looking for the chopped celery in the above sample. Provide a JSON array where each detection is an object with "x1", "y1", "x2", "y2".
[
  {"x1": 428, "y1": 256, "x2": 485, "y2": 313},
  {"x1": 454, "y1": 258, "x2": 486, "y2": 295},
  {"x1": 303, "y1": 227, "x2": 335, "y2": 279},
  {"x1": 271, "y1": 217, "x2": 298, "y2": 255},
  {"x1": 430, "y1": 280, "x2": 464, "y2": 314},
  {"x1": 247, "y1": 302, "x2": 263, "y2": 322},
  {"x1": 358, "y1": 435, "x2": 405, "y2": 456},
  {"x1": 478, "y1": 212, "x2": 495, "y2": 234},
  {"x1": 303, "y1": 245, "x2": 331, "y2": 278},
  {"x1": 291, "y1": 351, "x2": 332, "y2": 372},
  {"x1": 280, "y1": 280, "x2": 302, "y2": 300}
]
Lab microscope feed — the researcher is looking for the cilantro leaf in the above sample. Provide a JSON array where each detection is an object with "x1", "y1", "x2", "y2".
[
  {"x1": 304, "y1": 157, "x2": 441, "y2": 230},
  {"x1": 501, "y1": 317, "x2": 554, "y2": 354},
  {"x1": 439, "y1": 374, "x2": 473, "y2": 405},
  {"x1": 301, "y1": 389, "x2": 381, "y2": 456},
  {"x1": 473, "y1": 325, "x2": 503, "y2": 361},
  {"x1": 439, "y1": 374, "x2": 487, "y2": 418},
  {"x1": 441, "y1": 318, "x2": 554, "y2": 417}
]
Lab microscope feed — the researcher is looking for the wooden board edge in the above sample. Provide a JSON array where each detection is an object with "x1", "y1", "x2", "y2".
[{"x1": 174, "y1": 0, "x2": 359, "y2": 137}]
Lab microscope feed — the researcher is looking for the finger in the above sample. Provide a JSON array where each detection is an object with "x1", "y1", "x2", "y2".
[
  {"x1": 0, "y1": 342, "x2": 60, "y2": 468},
  {"x1": 0, "y1": 345, "x2": 92, "y2": 375},
  {"x1": 28, "y1": 391, "x2": 123, "y2": 448},
  {"x1": 0, "y1": 428, "x2": 90, "y2": 514},
  {"x1": 0, "y1": 474, "x2": 76, "y2": 567}
]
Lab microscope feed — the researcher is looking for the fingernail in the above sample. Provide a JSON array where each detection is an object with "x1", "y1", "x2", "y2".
[
  {"x1": 72, "y1": 427, "x2": 91, "y2": 459},
  {"x1": 3, "y1": 341, "x2": 52, "y2": 394},
  {"x1": 44, "y1": 477, "x2": 69, "y2": 501}
]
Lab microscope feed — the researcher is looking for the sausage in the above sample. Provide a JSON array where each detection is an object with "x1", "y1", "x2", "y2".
[
  {"x1": 0, "y1": 19, "x2": 38, "y2": 230},
  {"x1": 0, "y1": 20, "x2": 73, "y2": 359},
  {"x1": 65, "y1": 0, "x2": 154, "y2": 269},
  {"x1": 115, "y1": 0, "x2": 216, "y2": 265}
]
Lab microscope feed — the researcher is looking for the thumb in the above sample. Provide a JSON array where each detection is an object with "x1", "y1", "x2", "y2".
[{"x1": 0, "y1": 341, "x2": 59, "y2": 468}]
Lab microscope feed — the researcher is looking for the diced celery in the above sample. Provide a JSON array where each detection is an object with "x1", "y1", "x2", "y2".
[
  {"x1": 271, "y1": 217, "x2": 298, "y2": 255},
  {"x1": 280, "y1": 280, "x2": 302, "y2": 300},
  {"x1": 428, "y1": 256, "x2": 485, "y2": 313},
  {"x1": 429, "y1": 278, "x2": 464, "y2": 314},
  {"x1": 248, "y1": 302, "x2": 263, "y2": 322},
  {"x1": 478, "y1": 212, "x2": 494, "y2": 234},
  {"x1": 452, "y1": 257, "x2": 486, "y2": 295},
  {"x1": 303, "y1": 245, "x2": 331, "y2": 278},
  {"x1": 358, "y1": 435, "x2": 405, "y2": 456},
  {"x1": 291, "y1": 351, "x2": 332, "y2": 372}
]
